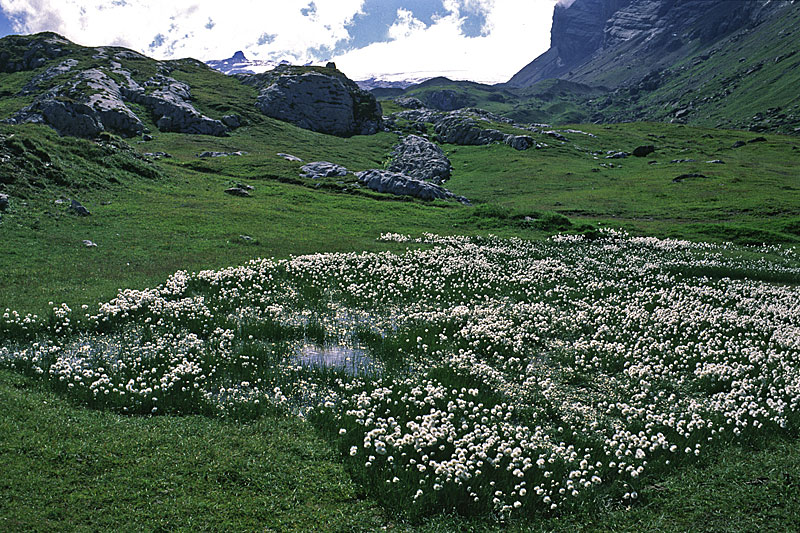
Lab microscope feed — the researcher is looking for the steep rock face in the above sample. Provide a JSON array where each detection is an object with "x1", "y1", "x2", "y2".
[
  {"x1": 508, "y1": 0, "x2": 631, "y2": 86},
  {"x1": 242, "y1": 65, "x2": 382, "y2": 136},
  {"x1": 507, "y1": 0, "x2": 785, "y2": 88}
]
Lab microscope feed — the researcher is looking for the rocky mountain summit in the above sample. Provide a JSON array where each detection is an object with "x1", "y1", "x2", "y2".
[{"x1": 205, "y1": 51, "x2": 287, "y2": 75}]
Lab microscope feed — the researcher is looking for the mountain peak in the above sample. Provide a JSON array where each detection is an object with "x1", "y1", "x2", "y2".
[{"x1": 232, "y1": 51, "x2": 247, "y2": 62}]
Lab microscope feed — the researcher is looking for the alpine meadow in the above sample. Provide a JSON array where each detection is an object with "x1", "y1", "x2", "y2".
[{"x1": 1, "y1": 1, "x2": 799, "y2": 531}]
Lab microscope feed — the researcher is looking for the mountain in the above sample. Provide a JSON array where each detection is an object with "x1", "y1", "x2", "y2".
[
  {"x1": 205, "y1": 51, "x2": 289, "y2": 75},
  {"x1": 503, "y1": 0, "x2": 800, "y2": 133},
  {"x1": 508, "y1": 0, "x2": 792, "y2": 88}
]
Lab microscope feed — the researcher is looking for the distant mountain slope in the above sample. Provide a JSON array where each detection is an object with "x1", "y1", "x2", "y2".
[
  {"x1": 504, "y1": 0, "x2": 800, "y2": 133},
  {"x1": 508, "y1": 0, "x2": 792, "y2": 89}
]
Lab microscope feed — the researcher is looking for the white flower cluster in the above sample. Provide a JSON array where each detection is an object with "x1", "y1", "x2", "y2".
[{"x1": 1, "y1": 231, "x2": 798, "y2": 520}]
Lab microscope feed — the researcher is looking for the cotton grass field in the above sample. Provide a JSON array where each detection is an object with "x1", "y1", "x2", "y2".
[{"x1": 2, "y1": 230, "x2": 799, "y2": 524}]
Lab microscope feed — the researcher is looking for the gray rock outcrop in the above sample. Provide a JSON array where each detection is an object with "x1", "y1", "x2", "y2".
[
  {"x1": 356, "y1": 169, "x2": 469, "y2": 204},
  {"x1": 242, "y1": 66, "x2": 382, "y2": 136},
  {"x1": 387, "y1": 135, "x2": 451, "y2": 184},
  {"x1": 122, "y1": 75, "x2": 228, "y2": 136},
  {"x1": 300, "y1": 161, "x2": 348, "y2": 179},
  {"x1": 224, "y1": 187, "x2": 251, "y2": 197},
  {"x1": 394, "y1": 96, "x2": 425, "y2": 109},
  {"x1": 9, "y1": 66, "x2": 227, "y2": 138},
  {"x1": 222, "y1": 114, "x2": 242, "y2": 128},
  {"x1": 433, "y1": 113, "x2": 509, "y2": 145},
  {"x1": 20, "y1": 58, "x2": 78, "y2": 94},
  {"x1": 0, "y1": 33, "x2": 71, "y2": 73},
  {"x1": 506, "y1": 135, "x2": 535, "y2": 150},
  {"x1": 11, "y1": 68, "x2": 145, "y2": 138},
  {"x1": 395, "y1": 108, "x2": 543, "y2": 150},
  {"x1": 198, "y1": 151, "x2": 246, "y2": 158}
]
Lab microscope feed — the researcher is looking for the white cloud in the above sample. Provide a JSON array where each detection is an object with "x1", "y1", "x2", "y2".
[
  {"x1": 0, "y1": 0, "x2": 559, "y2": 83},
  {"x1": 0, "y1": 0, "x2": 365, "y2": 62},
  {"x1": 388, "y1": 8, "x2": 426, "y2": 41},
  {"x1": 335, "y1": 0, "x2": 559, "y2": 84}
]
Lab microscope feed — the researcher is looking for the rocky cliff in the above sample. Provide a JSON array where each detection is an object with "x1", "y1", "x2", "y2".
[{"x1": 508, "y1": 0, "x2": 791, "y2": 89}]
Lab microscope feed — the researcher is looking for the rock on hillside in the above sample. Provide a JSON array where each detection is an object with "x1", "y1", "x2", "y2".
[
  {"x1": 356, "y1": 169, "x2": 469, "y2": 204},
  {"x1": 1, "y1": 33, "x2": 229, "y2": 138},
  {"x1": 396, "y1": 108, "x2": 543, "y2": 150},
  {"x1": 240, "y1": 64, "x2": 382, "y2": 136},
  {"x1": 388, "y1": 135, "x2": 451, "y2": 184}
]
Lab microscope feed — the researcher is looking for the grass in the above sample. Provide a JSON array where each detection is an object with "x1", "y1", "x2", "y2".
[{"x1": 0, "y1": 369, "x2": 384, "y2": 532}]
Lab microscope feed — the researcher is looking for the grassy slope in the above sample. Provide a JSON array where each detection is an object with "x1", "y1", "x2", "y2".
[
  {"x1": 445, "y1": 121, "x2": 800, "y2": 243},
  {"x1": 587, "y1": 5, "x2": 800, "y2": 132}
]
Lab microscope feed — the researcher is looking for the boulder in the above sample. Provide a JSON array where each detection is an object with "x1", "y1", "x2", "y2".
[
  {"x1": 505, "y1": 135, "x2": 535, "y2": 151},
  {"x1": 198, "y1": 151, "x2": 246, "y2": 158},
  {"x1": 632, "y1": 145, "x2": 655, "y2": 157},
  {"x1": 224, "y1": 187, "x2": 251, "y2": 197},
  {"x1": 394, "y1": 96, "x2": 425, "y2": 109},
  {"x1": 545, "y1": 131, "x2": 569, "y2": 142},
  {"x1": 706, "y1": 159, "x2": 725, "y2": 164},
  {"x1": 396, "y1": 108, "x2": 539, "y2": 149},
  {"x1": 277, "y1": 152, "x2": 303, "y2": 162},
  {"x1": 222, "y1": 114, "x2": 242, "y2": 128},
  {"x1": 243, "y1": 66, "x2": 382, "y2": 136},
  {"x1": 732, "y1": 140, "x2": 747, "y2": 148},
  {"x1": 748, "y1": 136, "x2": 767, "y2": 143},
  {"x1": 434, "y1": 114, "x2": 508, "y2": 145},
  {"x1": 300, "y1": 161, "x2": 348, "y2": 179},
  {"x1": 606, "y1": 151, "x2": 629, "y2": 159},
  {"x1": 387, "y1": 135, "x2": 452, "y2": 184},
  {"x1": 356, "y1": 169, "x2": 469, "y2": 204},
  {"x1": 0, "y1": 193, "x2": 8, "y2": 211},
  {"x1": 70, "y1": 199, "x2": 91, "y2": 216},
  {"x1": 82, "y1": 240, "x2": 98, "y2": 247}
]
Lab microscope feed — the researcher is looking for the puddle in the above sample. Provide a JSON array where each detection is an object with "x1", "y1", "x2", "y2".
[{"x1": 295, "y1": 344, "x2": 377, "y2": 375}]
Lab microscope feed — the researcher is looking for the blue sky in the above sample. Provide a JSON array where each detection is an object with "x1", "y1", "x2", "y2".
[{"x1": 0, "y1": 0, "x2": 559, "y2": 83}]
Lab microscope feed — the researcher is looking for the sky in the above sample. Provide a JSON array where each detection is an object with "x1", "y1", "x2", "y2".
[{"x1": 0, "y1": 0, "x2": 564, "y2": 84}]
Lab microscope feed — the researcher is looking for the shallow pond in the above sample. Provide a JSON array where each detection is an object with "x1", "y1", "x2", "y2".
[{"x1": 295, "y1": 344, "x2": 378, "y2": 375}]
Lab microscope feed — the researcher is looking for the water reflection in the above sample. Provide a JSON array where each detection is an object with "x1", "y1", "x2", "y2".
[{"x1": 296, "y1": 344, "x2": 377, "y2": 375}]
